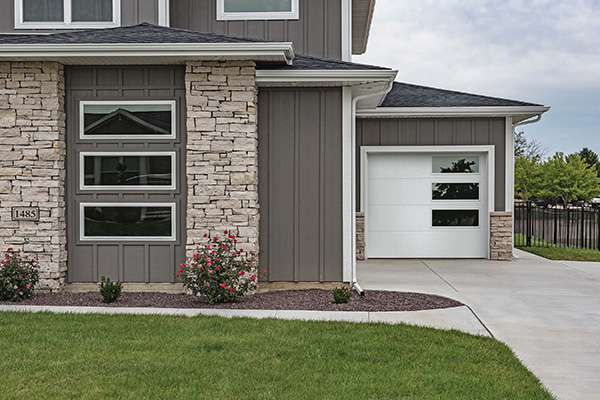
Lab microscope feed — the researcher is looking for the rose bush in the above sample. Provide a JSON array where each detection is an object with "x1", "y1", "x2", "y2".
[
  {"x1": 0, "y1": 249, "x2": 39, "y2": 302},
  {"x1": 177, "y1": 231, "x2": 262, "y2": 304}
]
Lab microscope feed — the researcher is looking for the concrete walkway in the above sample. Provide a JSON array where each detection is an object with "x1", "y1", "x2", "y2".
[
  {"x1": 0, "y1": 304, "x2": 489, "y2": 336},
  {"x1": 357, "y1": 249, "x2": 600, "y2": 400}
]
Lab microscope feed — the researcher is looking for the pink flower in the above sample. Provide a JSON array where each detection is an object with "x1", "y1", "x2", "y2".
[
  {"x1": 197, "y1": 264, "x2": 203, "y2": 269},
  {"x1": 233, "y1": 251, "x2": 237, "y2": 255},
  {"x1": 205, "y1": 282, "x2": 210, "y2": 286},
  {"x1": 205, "y1": 245, "x2": 210, "y2": 249},
  {"x1": 234, "y1": 239, "x2": 237, "y2": 243},
  {"x1": 175, "y1": 273, "x2": 179, "y2": 277},
  {"x1": 207, "y1": 262, "x2": 212, "y2": 267},
  {"x1": 216, "y1": 267, "x2": 220, "y2": 271},
  {"x1": 240, "y1": 271, "x2": 245, "y2": 276},
  {"x1": 203, "y1": 234, "x2": 208, "y2": 238},
  {"x1": 250, "y1": 276, "x2": 256, "y2": 281},
  {"x1": 264, "y1": 270, "x2": 268, "y2": 274},
  {"x1": 211, "y1": 250, "x2": 216, "y2": 254},
  {"x1": 240, "y1": 248, "x2": 244, "y2": 252},
  {"x1": 224, "y1": 230, "x2": 228, "y2": 234},
  {"x1": 178, "y1": 269, "x2": 183, "y2": 273},
  {"x1": 220, "y1": 283, "x2": 226, "y2": 288},
  {"x1": 206, "y1": 257, "x2": 211, "y2": 262},
  {"x1": 13, "y1": 285, "x2": 18, "y2": 290},
  {"x1": 26, "y1": 284, "x2": 30, "y2": 289},
  {"x1": 213, "y1": 237, "x2": 219, "y2": 242},
  {"x1": 193, "y1": 254, "x2": 199, "y2": 259},
  {"x1": 229, "y1": 287, "x2": 234, "y2": 292},
  {"x1": 180, "y1": 263, "x2": 186, "y2": 267},
  {"x1": 0, "y1": 260, "x2": 4, "y2": 265},
  {"x1": 7, "y1": 248, "x2": 12, "y2": 251},
  {"x1": 223, "y1": 246, "x2": 227, "y2": 250},
  {"x1": 208, "y1": 270, "x2": 213, "y2": 273},
  {"x1": 19, "y1": 292, "x2": 23, "y2": 296}
]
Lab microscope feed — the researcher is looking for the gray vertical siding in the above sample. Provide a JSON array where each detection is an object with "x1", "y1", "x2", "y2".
[
  {"x1": 170, "y1": 0, "x2": 343, "y2": 60},
  {"x1": 0, "y1": 0, "x2": 159, "y2": 33},
  {"x1": 356, "y1": 118, "x2": 507, "y2": 211},
  {"x1": 259, "y1": 88, "x2": 344, "y2": 282},
  {"x1": 65, "y1": 66, "x2": 187, "y2": 283}
]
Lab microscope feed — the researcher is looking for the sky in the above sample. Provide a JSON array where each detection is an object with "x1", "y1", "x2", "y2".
[{"x1": 354, "y1": 0, "x2": 600, "y2": 158}]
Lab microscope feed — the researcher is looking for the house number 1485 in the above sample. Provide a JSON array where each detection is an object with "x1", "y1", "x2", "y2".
[{"x1": 11, "y1": 207, "x2": 40, "y2": 222}]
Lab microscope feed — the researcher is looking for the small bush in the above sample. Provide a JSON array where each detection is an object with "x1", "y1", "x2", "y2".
[
  {"x1": 332, "y1": 286, "x2": 353, "y2": 304},
  {"x1": 99, "y1": 275, "x2": 122, "y2": 303},
  {"x1": 0, "y1": 248, "x2": 39, "y2": 302},
  {"x1": 177, "y1": 231, "x2": 261, "y2": 304}
]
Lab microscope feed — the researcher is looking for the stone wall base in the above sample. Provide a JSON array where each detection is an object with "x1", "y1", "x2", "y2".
[
  {"x1": 490, "y1": 212, "x2": 513, "y2": 261},
  {"x1": 356, "y1": 212, "x2": 365, "y2": 260}
]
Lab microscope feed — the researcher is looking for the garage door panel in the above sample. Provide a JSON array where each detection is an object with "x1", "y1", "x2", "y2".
[
  {"x1": 368, "y1": 178, "x2": 432, "y2": 205},
  {"x1": 368, "y1": 154, "x2": 430, "y2": 179},
  {"x1": 368, "y1": 205, "x2": 431, "y2": 232},
  {"x1": 367, "y1": 231, "x2": 487, "y2": 258}
]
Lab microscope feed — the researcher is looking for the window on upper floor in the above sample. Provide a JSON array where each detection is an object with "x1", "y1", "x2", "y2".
[
  {"x1": 217, "y1": 0, "x2": 299, "y2": 21},
  {"x1": 15, "y1": 0, "x2": 120, "y2": 29}
]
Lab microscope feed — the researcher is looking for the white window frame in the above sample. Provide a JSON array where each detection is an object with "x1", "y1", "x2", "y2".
[
  {"x1": 80, "y1": 202, "x2": 177, "y2": 242},
  {"x1": 79, "y1": 100, "x2": 177, "y2": 140},
  {"x1": 216, "y1": 0, "x2": 299, "y2": 20},
  {"x1": 15, "y1": 0, "x2": 121, "y2": 30},
  {"x1": 79, "y1": 151, "x2": 177, "y2": 191}
]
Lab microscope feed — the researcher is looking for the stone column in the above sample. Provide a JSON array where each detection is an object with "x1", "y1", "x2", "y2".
[
  {"x1": 490, "y1": 212, "x2": 513, "y2": 261},
  {"x1": 356, "y1": 212, "x2": 365, "y2": 260},
  {"x1": 185, "y1": 61, "x2": 259, "y2": 254},
  {"x1": 0, "y1": 61, "x2": 67, "y2": 291}
]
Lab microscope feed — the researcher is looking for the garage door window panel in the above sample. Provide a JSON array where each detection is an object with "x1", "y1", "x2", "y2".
[
  {"x1": 432, "y1": 156, "x2": 479, "y2": 174},
  {"x1": 432, "y1": 209, "x2": 479, "y2": 227},
  {"x1": 432, "y1": 183, "x2": 480, "y2": 200}
]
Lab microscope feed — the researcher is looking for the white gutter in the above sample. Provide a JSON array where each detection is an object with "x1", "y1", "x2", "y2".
[
  {"x1": 357, "y1": 106, "x2": 550, "y2": 119},
  {"x1": 350, "y1": 79, "x2": 394, "y2": 295},
  {"x1": 255, "y1": 69, "x2": 397, "y2": 84},
  {"x1": 0, "y1": 42, "x2": 296, "y2": 65}
]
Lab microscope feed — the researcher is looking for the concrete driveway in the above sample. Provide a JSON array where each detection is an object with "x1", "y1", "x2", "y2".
[{"x1": 357, "y1": 249, "x2": 600, "y2": 400}]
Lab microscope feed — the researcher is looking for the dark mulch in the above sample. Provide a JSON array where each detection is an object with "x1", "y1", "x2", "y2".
[{"x1": 0, "y1": 289, "x2": 462, "y2": 312}]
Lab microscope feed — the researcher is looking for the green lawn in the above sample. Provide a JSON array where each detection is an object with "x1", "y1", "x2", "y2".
[
  {"x1": 515, "y1": 233, "x2": 600, "y2": 262},
  {"x1": 0, "y1": 312, "x2": 553, "y2": 400}
]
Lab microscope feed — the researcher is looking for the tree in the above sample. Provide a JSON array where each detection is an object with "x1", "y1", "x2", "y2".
[
  {"x1": 514, "y1": 155, "x2": 542, "y2": 200},
  {"x1": 514, "y1": 131, "x2": 548, "y2": 159},
  {"x1": 538, "y1": 153, "x2": 600, "y2": 205},
  {"x1": 576, "y1": 147, "x2": 600, "y2": 177}
]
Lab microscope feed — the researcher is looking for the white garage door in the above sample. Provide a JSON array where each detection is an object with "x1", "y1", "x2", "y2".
[{"x1": 366, "y1": 152, "x2": 489, "y2": 258}]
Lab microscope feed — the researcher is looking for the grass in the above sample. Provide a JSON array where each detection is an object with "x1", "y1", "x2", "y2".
[
  {"x1": 515, "y1": 233, "x2": 600, "y2": 262},
  {"x1": 0, "y1": 312, "x2": 554, "y2": 400}
]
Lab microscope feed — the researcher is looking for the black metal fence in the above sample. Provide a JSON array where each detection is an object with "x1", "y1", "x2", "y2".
[{"x1": 514, "y1": 201, "x2": 600, "y2": 250}]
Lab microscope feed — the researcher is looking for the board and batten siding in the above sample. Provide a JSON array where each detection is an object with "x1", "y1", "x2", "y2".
[
  {"x1": 0, "y1": 0, "x2": 160, "y2": 33},
  {"x1": 258, "y1": 88, "x2": 344, "y2": 282},
  {"x1": 356, "y1": 118, "x2": 507, "y2": 212},
  {"x1": 170, "y1": 0, "x2": 342, "y2": 60}
]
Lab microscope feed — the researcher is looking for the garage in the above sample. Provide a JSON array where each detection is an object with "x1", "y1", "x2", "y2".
[{"x1": 363, "y1": 148, "x2": 492, "y2": 259}]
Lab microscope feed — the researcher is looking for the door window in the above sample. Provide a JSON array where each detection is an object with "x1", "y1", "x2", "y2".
[
  {"x1": 432, "y1": 156, "x2": 479, "y2": 174},
  {"x1": 432, "y1": 183, "x2": 479, "y2": 200},
  {"x1": 432, "y1": 210, "x2": 479, "y2": 227}
]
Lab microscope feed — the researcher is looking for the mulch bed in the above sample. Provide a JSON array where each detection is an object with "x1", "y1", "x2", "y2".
[{"x1": 0, "y1": 289, "x2": 462, "y2": 312}]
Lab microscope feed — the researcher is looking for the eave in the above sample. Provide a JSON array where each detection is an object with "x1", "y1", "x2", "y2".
[
  {"x1": 352, "y1": 0, "x2": 376, "y2": 55},
  {"x1": 356, "y1": 106, "x2": 551, "y2": 123}
]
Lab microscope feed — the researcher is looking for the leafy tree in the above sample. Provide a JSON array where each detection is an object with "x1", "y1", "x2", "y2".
[
  {"x1": 514, "y1": 131, "x2": 548, "y2": 159},
  {"x1": 514, "y1": 155, "x2": 542, "y2": 200},
  {"x1": 576, "y1": 147, "x2": 600, "y2": 177},
  {"x1": 538, "y1": 153, "x2": 600, "y2": 205}
]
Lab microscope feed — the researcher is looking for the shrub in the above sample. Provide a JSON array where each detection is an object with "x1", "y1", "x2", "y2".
[
  {"x1": 332, "y1": 286, "x2": 353, "y2": 304},
  {"x1": 0, "y1": 248, "x2": 39, "y2": 302},
  {"x1": 177, "y1": 231, "x2": 261, "y2": 304},
  {"x1": 99, "y1": 275, "x2": 122, "y2": 303}
]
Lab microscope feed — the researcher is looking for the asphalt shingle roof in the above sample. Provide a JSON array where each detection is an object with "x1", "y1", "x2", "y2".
[
  {"x1": 259, "y1": 54, "x2": 390, "y2": 70},
  {"x1": 381, "y1": 82, "x2": 542, "y2": 108},
  {"x1": 0, "y1": 23, "x2": 263, "y2": 44}
]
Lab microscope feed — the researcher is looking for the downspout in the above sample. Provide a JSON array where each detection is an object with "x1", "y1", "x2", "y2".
[
  {"x1": 350, "y1": 80, "x2": 394, "y2": 295},
  {"x1": 513, "y1": 114, "x2": 543, "y2": 129}
]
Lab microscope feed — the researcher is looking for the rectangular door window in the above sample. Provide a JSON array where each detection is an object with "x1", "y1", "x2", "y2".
[
  {"x1": 81, "y1": 101, "x2": 176, "y2": 139},
  {"x1": 432, "y1": 183, "x2": 479, "y2": 200},
  {"x1": 432, "y1": 156, "x2": 479, "y2": 174},
  {"x1": 80, "y1": 152, "x2": 176, "y2": 190},
  {"x1": 81, "y1": 203, "x2": 176, "y2": 241},
  {"x1": 432, "y1": 210, "x2": 479, "y2": 227}
]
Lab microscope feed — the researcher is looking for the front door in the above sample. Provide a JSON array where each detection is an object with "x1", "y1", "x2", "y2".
[{"x1": 66, "y1": 66, "x2": 187, "y2": 283}]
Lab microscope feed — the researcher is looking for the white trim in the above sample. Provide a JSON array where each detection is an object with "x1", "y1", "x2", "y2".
[
  {"x1": 216, "y1": 0, "x2": 299, "y2": 21},
  {"x1": 256, "y1": 69, "x2": 398, "y2": 84},
  {"x1": 356, "y1": 106, "x2": 551, "y2": 119},
  {"x1": 15, "y1": 0, "x2": 121, "y2": 30},
  {"x1": 360, "y1": 145, "x2": 495, "y2": 259},
  {"x1": 79, "y1": 151, "x2": 177, "y2": 191},
  {"x1": 341, "y1": 0, "x2": 352, "y2": 61},
  {"x1": 505, "y1": 116, "x2": 515, "y2": 256},
  {"x1": 158, "y1": 0, "x2": 170, "y2": 27},
  {"x1": 0, "y1": 42, "x2": 296, "y2": 65},
  {"x1": 342, "y1": 87, "x2": 353, "y2": 282},
  {"x1": 79, "y1": 202, "x2": 177, "y2": 242},
  {"x1": 79, "y1": 100, "x2": 176, "y2": 140}
]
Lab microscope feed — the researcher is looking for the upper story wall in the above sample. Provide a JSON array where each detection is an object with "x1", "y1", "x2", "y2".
[
  {"x1": 0, "y1": 0, "x2": 160, "y2": 33},
  {"x1": 170, "y1": 0, "x2": 343, "y2": 60}
]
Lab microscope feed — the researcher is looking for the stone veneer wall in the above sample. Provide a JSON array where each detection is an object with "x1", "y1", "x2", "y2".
[
  {"x1": 490, "y1": 212, "x2": 513, "y2": 261},
  {"x1": 0, "y1": 61, "x2": 67, "y2": 291},
  {"x1": 356, "y1": 212, "x2": 365, "y2": 260},
  {"x1": 185, "y1": 61, "x2": 259, "y2": 254}
]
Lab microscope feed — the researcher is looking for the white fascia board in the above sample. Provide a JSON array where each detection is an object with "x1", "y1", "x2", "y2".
[
  {"x1": 356, "y1": 106, "x2": 550, "y2": 119},
  {"x1": 255, "y1": 69, "x2": 398, "y2": 85},
  {"x1": 0, "y1": 42, "x2": 295, "y2": 64}
]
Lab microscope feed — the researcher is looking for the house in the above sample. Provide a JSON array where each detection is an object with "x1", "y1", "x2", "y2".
[{"x1": 0, "y1": 0, "x2": 549, "y2": 291}]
